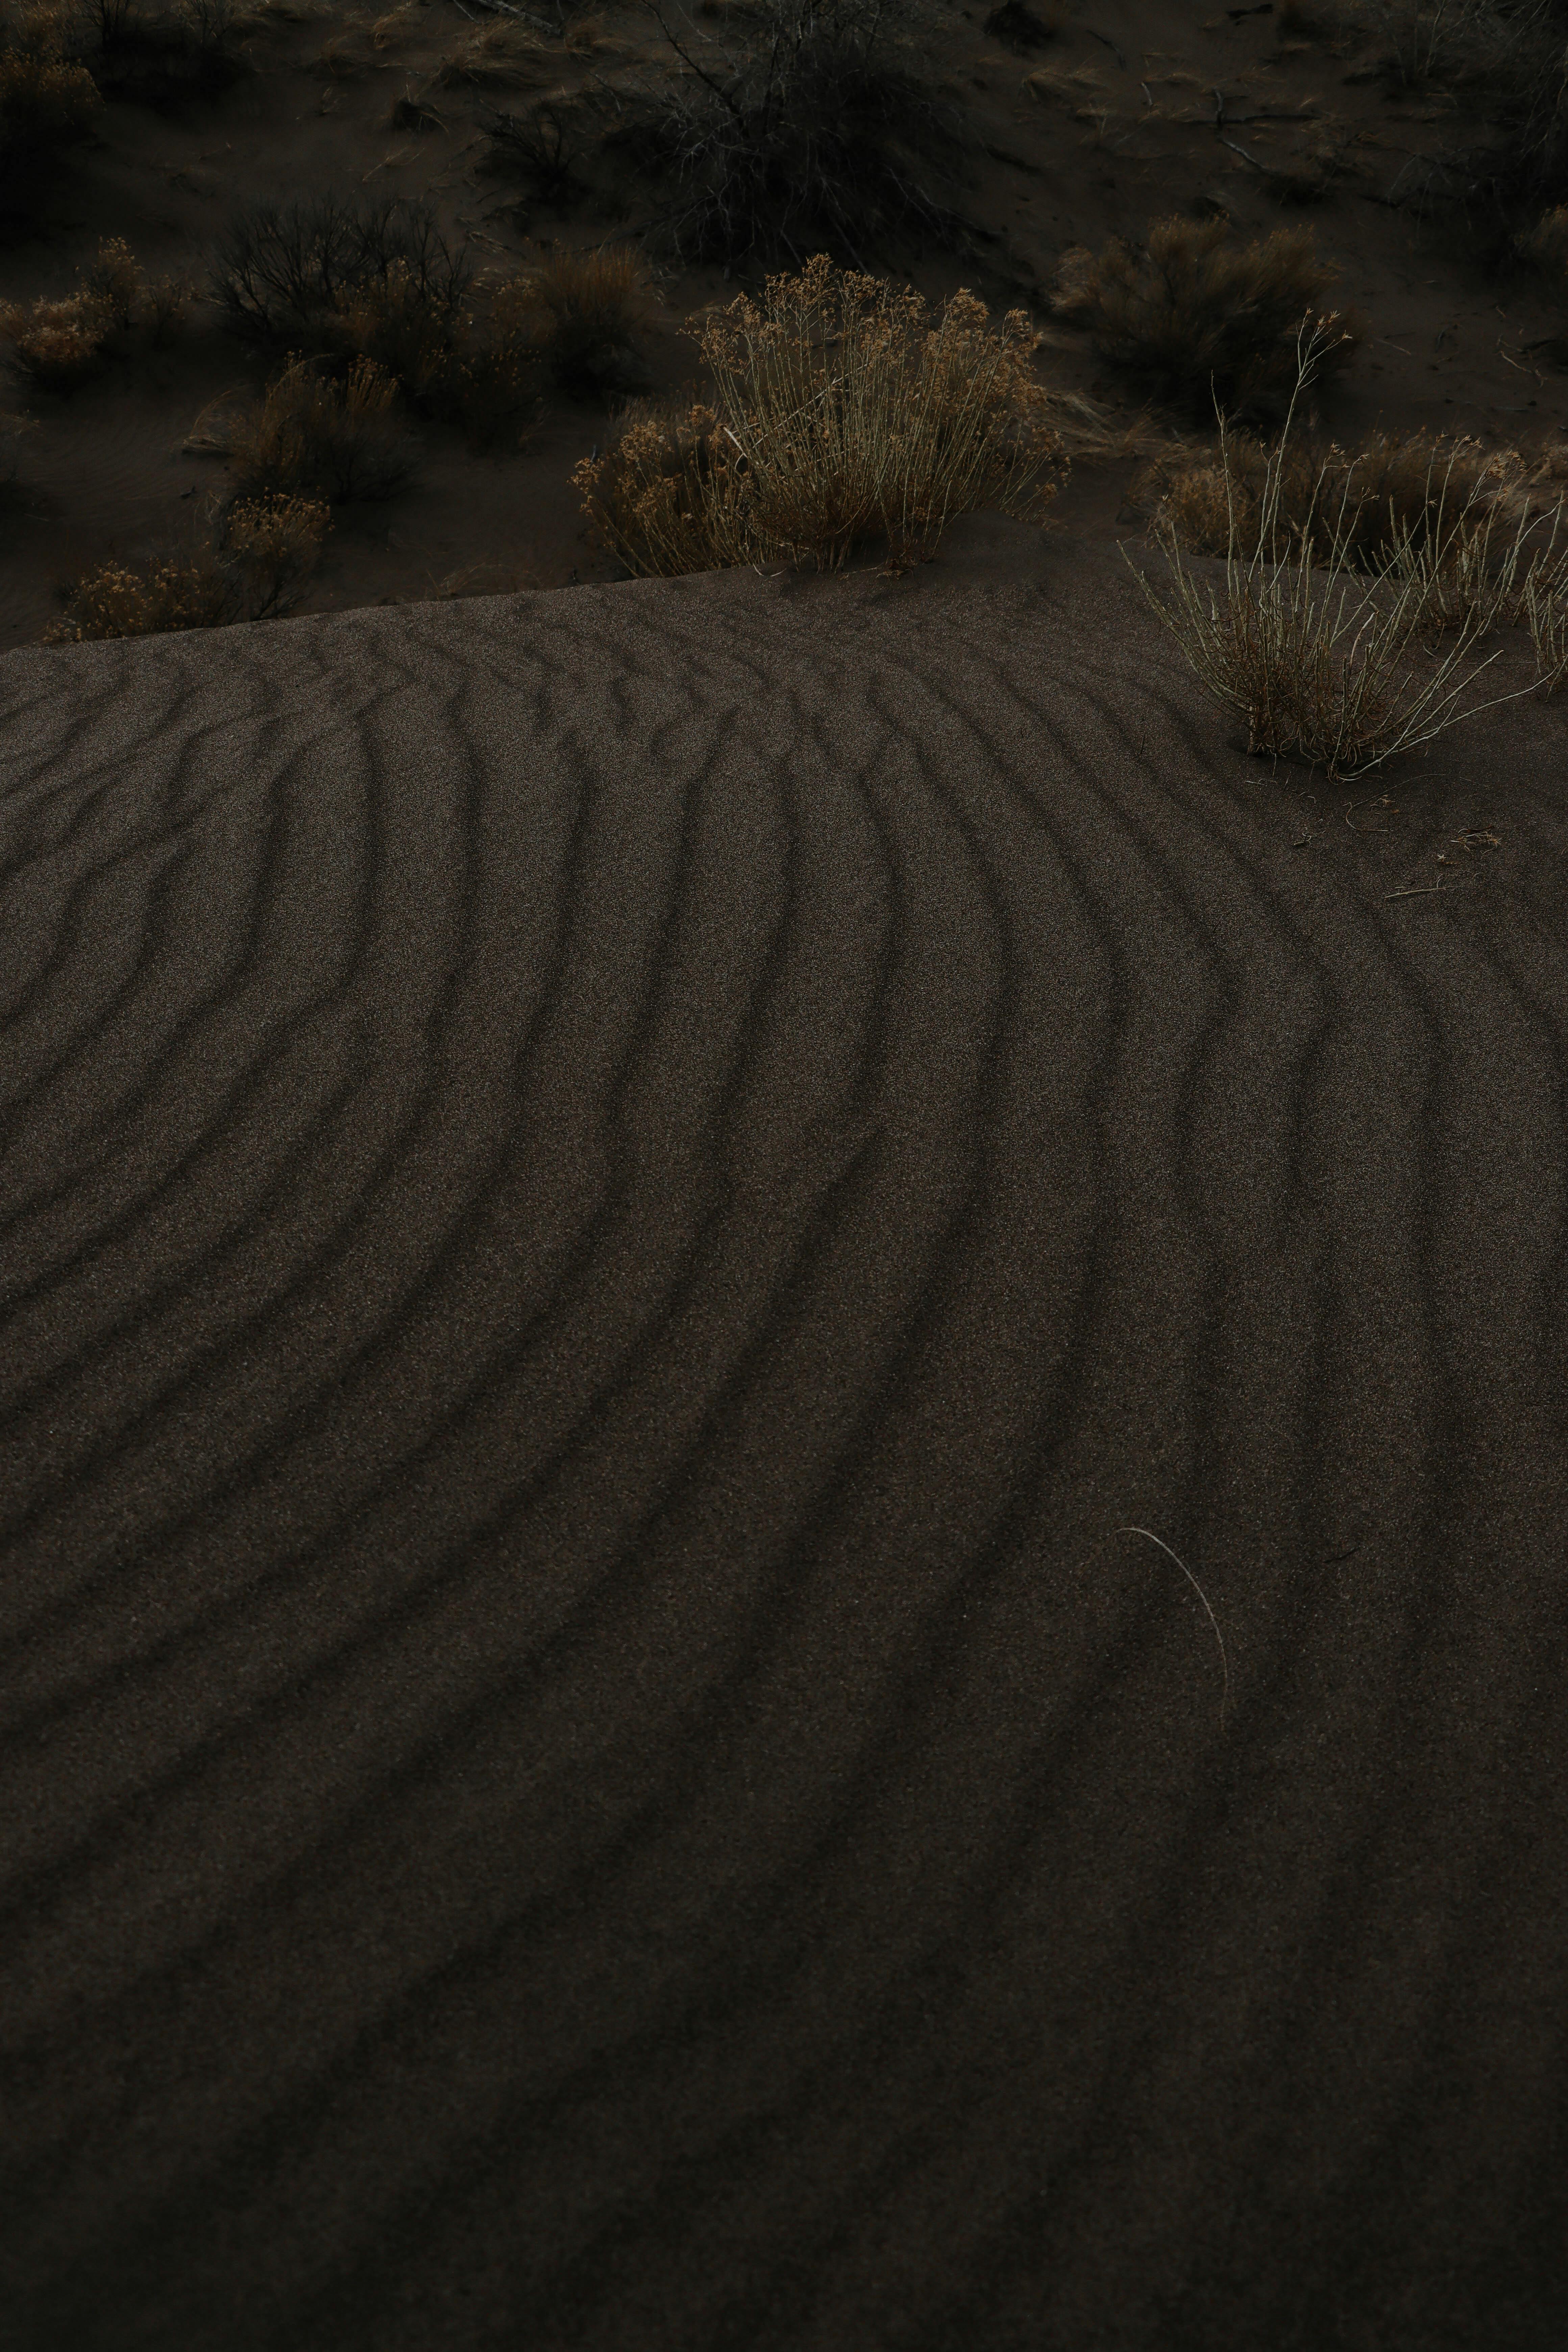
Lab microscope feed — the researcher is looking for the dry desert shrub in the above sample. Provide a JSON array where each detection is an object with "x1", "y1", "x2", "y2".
[
  {"x1": 211, "y1": 194, "x2": 472, "y2": 356},
  {"x1": 1054, "y1": 216, "x2": 1362, "y2": 420},
  {"x1": 1, "y1": 238, "x2": 196, "y2": 389},
  {"x1": 574, "y1": 254, "x2": 1064, "y2": 576},
  {"x1": 622, "y1": 0, "x2": 971, "y2": 265},
  {"x1": 1148, "y1": 428, "x2": 1535, "y2": 559},
  {"x1": 0, "y1": 291, "x2": 113, "y2": 389},
  {"x1": 983, "y1": 1, "x2": 1062, "y2": 52},
  {"x1": 203, "y1": 353, "x2": 419, "y2": 501},
  {"x1": 1329, "y1": 4, "x2": 1568, "y2": 218},
  {"x1": 0, "y1": 7, "x2": 101, "y2": 200},
  {"x1": 81, "y1": 234, "x2": 196, "y2": 341},
  {"x1": 504, "y1": 241, "x2": 648, "y2": 396},
  {"x1": 1146, "y1": 424, "x2": 1568, "y2": 639},
  {"x1": 481, "y1": 99, "x2": 591, "y2": 210},
  {"x1": 429, "y1": 285, "x2": 546, "y2": 448},
  {"x1": 44, "y1": 491, "x2": 328, "y2": 639},
  {"x1": 1128, "y1": 330, "x2": 1559, "y2": 776}
]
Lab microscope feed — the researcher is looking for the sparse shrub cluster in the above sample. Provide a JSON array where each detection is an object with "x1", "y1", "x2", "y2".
[
  {"x1": 573, "y1": 254, "x2": 1064, "y2": 576},
  {"x1": 1, "y1": 239, "x2": 194, "y2": 393},
  {"x1": 1142, "y1": 427, "x2": 1544, "y2": 572},
  {"x1": 1054, "y1": 215, "x2": 1362, "y2": 420},
  {"x1": 1287, "y1": 3, "x2": 1568, "y2": 222},
  {"x1": 45, "y1": 490, "x2": 329, "y2": 641},
  {"x1": 209, "y1": 198, "x2": 650, "y2": 449},
  {"x1": 613, "y1": 0, "x2": 972, "y2": 265}
]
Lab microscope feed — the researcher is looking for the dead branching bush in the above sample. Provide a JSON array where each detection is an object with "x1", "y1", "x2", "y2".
[
  {"x1": 1352, "y1": 4, "x2": 1568, "y2": 221},
  {"x1": 1128, "y1": 328, "x2": 1561, "y2": 776},
  {"x1": 75, "y1": 0, "x2": 253, "y2": 103},
  {"x1": 211, "y1": 195, "x2": 472, "y2": 358},
  {"x1": 196, "y1": 352, "x2": 419, "y2": 501},
  {"x1": 1054, "y1": 215, "x2": 1362, "y2": 420},
  {"x1": 481, "y1": 100, "x2": 591, "y2": 211},
  {"x1": 1, "y1": 238, "x2": 195, "y2": 390},
  {"x1": 573, "y1": 254, "x2": 1065, "y2": 577},
  {"x1": 44, "y1": 490, "x2": 328, "y2": 640},
  {"x1": 622, "y1": 0, "x2": 972, "y2": 265}
]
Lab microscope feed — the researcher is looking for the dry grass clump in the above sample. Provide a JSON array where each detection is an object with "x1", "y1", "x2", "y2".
[
  {"x1": 1024, "y1": 62, "x2": 1106, "y2": 114},
  {"x1": 1145, "y1": 428, "x2": 1538, "y2": 570},
  {"x1": 1054, "y1": 215, "x2": 1362, "y2": 420},
  {"x1": 435, "y1": 20, "x2": 553, "y2": 88},
  {"x1": 1146, "y1": 425, "x2": 1568, "y2": 640},
  {"x1": 1, "y1": 239, "x2": 195, "y2": 390},
  {"x1": 1128, "y1": 331, "x2": 1561, "y2": 776},
  {"x1": 501, "y1": 242, "x2": 648, "y2": 397},
  {"x1": 195, "y1": 353, "x2": 419, "y2": 501},
  {"x1": 573, "y1": 254, "x2": 1064, "y2": 577},
  {"x1": 623, "y1": 0, "x2": 971, "y2": 265},
  {"x1": 44, "y1": 491, "x2": 329, "y2": 640}
]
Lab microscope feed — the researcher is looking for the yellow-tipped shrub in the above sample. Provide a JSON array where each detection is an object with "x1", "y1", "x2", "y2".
[
  {"x1": 574, "y1": 254, "x2": 1065, "y2": 577},
  {"x1": 44, "y1": 493, "x2": 329, "y2": 640}
]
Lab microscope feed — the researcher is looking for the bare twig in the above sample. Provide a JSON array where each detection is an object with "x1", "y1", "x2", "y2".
[{"x1": 1119, "y1": 1526, "x2": 1230, "y2": 1729}]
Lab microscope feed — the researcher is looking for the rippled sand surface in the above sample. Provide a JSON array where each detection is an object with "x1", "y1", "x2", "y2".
[{"x1": 4, "y1": 526, "x2": 1567, "y2": 2350}]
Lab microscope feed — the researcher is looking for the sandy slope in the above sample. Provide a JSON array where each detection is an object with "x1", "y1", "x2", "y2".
[{"x1": 3, "y1": 524, "x2": 1568, "y2": 2347}]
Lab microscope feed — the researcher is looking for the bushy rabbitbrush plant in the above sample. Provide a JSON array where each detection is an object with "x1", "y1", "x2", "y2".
[
  {"x1": 0, "y1": 238, "x2": 194, "y2": 392},
  {"x1": 44, "y1": 490, "x2": 329, "y2": 640},
  {"x1": 1054, "y1": 214, "x2": 1362, "y2": 420},
  {"x1": 573, "y1": 254, "x2": 1065, "y2": 576}
]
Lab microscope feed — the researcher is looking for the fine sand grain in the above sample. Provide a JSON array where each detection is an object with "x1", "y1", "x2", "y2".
[{"x1": 3, "y1": 522, "x2": 1568, "y2": 2349}]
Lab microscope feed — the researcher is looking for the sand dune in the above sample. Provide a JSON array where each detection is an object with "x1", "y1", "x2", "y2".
[{"x1": 3, "y1": 524, "x2": 1568, "y2": 2349}]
